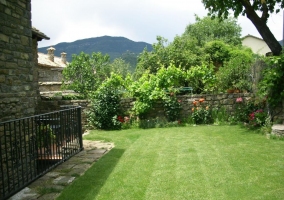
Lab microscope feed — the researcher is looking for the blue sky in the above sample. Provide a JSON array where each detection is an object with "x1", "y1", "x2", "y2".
[{"x1": 32, "y1": 0, "x2": 283, "y2": 48}]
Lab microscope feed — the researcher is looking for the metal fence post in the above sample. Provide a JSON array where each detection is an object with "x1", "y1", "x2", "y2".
[{"x1": 77, "y1": 106, "x2": 84, "y2": 150}]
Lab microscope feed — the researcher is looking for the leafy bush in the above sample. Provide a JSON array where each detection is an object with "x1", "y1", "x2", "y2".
[
  {"x1": 233, "y1": 97, "x2": 268, "y2": 129},
  {"x1": 258, "y1": 53, "x2": 284, "y2": 118},
  {"x1": 234, "y1": 97, "x2": 264, "y2": 123},
  {"x1": 163, "y1": 94, "x2": 182, "y2": 122},
  {"x1": 186, "y1": 64, "x2": 216, "y2": 93},
  {"x1": 87, "y1": 74, "x2": 126, "y2": 130},
  {"x1": 211, "y1": 106, "x2": 229, "y2": 125},
  {"x1": 248, "y1": 109, "x2": 267, "y2": 127},
  {"x1": 129, "y1": 64, "x2": 186, "y2": 118},
  {"x1": 216, "y1": 48, "x2": 253, "y2": 92}
]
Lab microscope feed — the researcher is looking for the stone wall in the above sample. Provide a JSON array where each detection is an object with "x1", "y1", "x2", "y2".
[
  {"x1": 38, "y1": 66, "x2": 63, "y2": 83},
  {"x1": 36, "y1": 93, "x2": 284, "y2": 132},
  {"x1": 37, "y1": 93, "x2": 255, "y2": 130},
  {"x1": 38, "y1": 65, "x2": 63, "y2": 92},
  {"x1": 39, "y1": 82, "x2": 62, "y2": 92},
  {"x1": 0, "y1": 0, "x2": 37, "y2": 122},
  {"x1": 120, "y1": 93, "x2": 255, "y2": 119},
  {"x1": 0, "y1": 1, "x2": 38, "y2": 198},
  {"x1": 37, "y1": 99, "x2": 90, "y2": 132}
]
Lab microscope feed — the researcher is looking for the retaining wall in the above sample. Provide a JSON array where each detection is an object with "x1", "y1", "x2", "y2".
[{"x1": 37, "y1": 93, "x2": 263, "y2": 131}]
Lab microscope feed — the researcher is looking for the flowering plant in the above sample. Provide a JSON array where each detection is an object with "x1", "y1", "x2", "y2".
[
  {"x1": 236, "y1": 97, "x2": 243, "y2": 103},
  {"x1": 191, "y1": 98, "x2": 213, "y2": 124},
  {"x1": 115, "y1": 115, "x2": 133, "y2": 129},
  {"x1": 234, "y1": 97, "x2": 261, "y2": 123},
  {"x1": 117, "y1": 115, "x2": 124, "y2": 123},
  {"x1": 248, "y1": 109, "x2": 267, "y2": 127}
]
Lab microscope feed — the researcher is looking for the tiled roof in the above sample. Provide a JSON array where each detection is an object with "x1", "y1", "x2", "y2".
[
  {"x1": 38, "y1": 52, "x2": 68, "y2": 68},
  {"x1": 32, "y1": 27, "x2": 50, "y2": 41}
]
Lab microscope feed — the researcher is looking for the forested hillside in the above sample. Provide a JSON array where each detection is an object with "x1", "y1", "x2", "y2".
[{"x1": 38, "y1": 36, "x2": 153, "y2": 67}]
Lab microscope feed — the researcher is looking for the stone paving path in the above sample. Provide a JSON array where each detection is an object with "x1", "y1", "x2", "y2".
[{"x1": 9, "y1": 140, "x2": 114, "y2": 200}]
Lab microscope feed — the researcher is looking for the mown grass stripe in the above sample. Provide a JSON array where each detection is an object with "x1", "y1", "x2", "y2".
[{"x1": 57, "y1": 126, "x2": 284, "y2": 200}]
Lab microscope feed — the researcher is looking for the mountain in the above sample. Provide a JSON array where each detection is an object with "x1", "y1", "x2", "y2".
[{"x1": 38, "y1": 36, "x2": 153, "y2": 66}]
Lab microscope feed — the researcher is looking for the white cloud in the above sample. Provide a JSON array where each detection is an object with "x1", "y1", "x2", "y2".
[{"x1": 32, "y1": 0, "x2": 283, "y2": 48}]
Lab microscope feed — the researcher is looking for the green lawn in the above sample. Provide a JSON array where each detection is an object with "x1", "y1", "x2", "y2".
[{"x1": 57, "y1": 125, "x2": 284, "y2": 200}]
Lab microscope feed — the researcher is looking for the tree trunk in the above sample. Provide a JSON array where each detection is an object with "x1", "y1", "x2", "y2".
[{"x1": 244, "y1": 5, "x2": 282, "y2": 55}]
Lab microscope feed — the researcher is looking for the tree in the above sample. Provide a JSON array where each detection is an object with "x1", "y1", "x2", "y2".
[
  {"x1": 202, "y1": 0, "x2": 283, "y2": 55},
  {"x1": 120, "y1": 51, "x2": 138, "y2": 72},
  {"x1": 204, "y1": 40, "x2": 230, "y2": 69},
  {"x1": 135, "y1": 36, "x2": 170, "y2": 75},
  {"x1": 135, "y1": 35, "x2": 204, "y2": 77},
  {"x1": 183, "y1": 15, "x2": 242, "y2": 46},
  {"x1": 110, "y1": 58, "x2": 131, "y2": 79},
  {"x1": 135, "y1": 15, "x2": 242, "y2": 77},
  {"x1": 62, "y1": 52, "x2": 110, "y2": 97}
]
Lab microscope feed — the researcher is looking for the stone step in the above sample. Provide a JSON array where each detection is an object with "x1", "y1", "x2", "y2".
[{"x1": 271, "y1": 124, "x2": 284, "y2": 137}]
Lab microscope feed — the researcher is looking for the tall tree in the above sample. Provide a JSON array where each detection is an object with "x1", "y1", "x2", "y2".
[
  {"x1": 202, "y1": 0, "x2": 283, "y2": 55},
  {"x1": 184, "y1": 15, "x2": 242, "y2": 46}
]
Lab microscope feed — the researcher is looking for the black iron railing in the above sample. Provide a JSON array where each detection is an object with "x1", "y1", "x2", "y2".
[{"x1": 0, "y1": 106, "x2": 83, "y2": 200}]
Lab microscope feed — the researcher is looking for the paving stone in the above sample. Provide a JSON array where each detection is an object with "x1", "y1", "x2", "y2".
[
  {"x1": 9, "y1": 187, "x2": 39, "y2": 200},
  {"x1": 9, "y1": 140, "x2": 114, "y2": 200},
  {"x1": 28, "y1": 176, "x2": 50, "y2": 188},
  {"x1": 53, "y1": 176, "x2": 75, "y2": 185},
  {"x1": 75, "y1": 151, "x2": 87, "y2": 156},
  {"x1": 88, "y1": 149, "x2": 107, "y2": 154},
  {"x1": 73, "y1": 163, "x2": 91, "y2": 169},
  {"x1": 54, "y1": 163, "x2": 76, "y2": 171},
  {"x1": 45, "y1": 185, "x2": 65, "y2": 191},
  {"x1": 82, "y1": 157, "x2": 98, "y2": 163},
  {"x1": 80, "y1": 155, "x2": 100, "y2": 162},
  {"x1": 45, "y1": 172, "x2": 60, "y2": 178}
]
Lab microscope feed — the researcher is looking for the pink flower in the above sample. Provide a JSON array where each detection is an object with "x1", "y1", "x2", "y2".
[
  {"x1": 249, "y1": 112, "x2": 255, "y2": 120},
  {"x1": 124, "y1": 116, "x2": 130, "y2": 123},
  {"x1": 236, "y1": 97, "x2": 243, "y2": 103}
]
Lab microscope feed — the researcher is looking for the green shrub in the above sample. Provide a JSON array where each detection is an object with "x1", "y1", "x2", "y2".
[
  {"x1": 258, "y1": 53, "x2": 284, "y2": 119},
  {"x1": 163, "y1": 94, "x2": 182, "y2": 122},
  {"x1": 211, "y1": 106, "x2": 229, "y2": 125},
  {"x1": 234, "y1": 97, "x2": 265, "y2": 123},
  {"x1": 248, "y1": 109, "x2": 267, "y2": 127},
  {"x1": 87, "y1": 74, "x2": 125, "y2": 130},
  {"x1": 129, "y1": 64, "x2": 186, "y2": 118}
]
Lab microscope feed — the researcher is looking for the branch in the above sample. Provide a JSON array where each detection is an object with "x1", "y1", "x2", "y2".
[{"x1": 260, "y1": 1, "x2": 269, "y2": 22}]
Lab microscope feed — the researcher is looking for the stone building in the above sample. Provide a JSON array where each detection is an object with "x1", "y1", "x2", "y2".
[
  {"x1": 38, "y1": 47, "x2": 68, "y2": 94},
  {"x1": 0, "y1": 0, "x2": 49, "y2": 122},
  {"x1": 0, "y1": 1, "x2": 50, "y2": 199}
]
